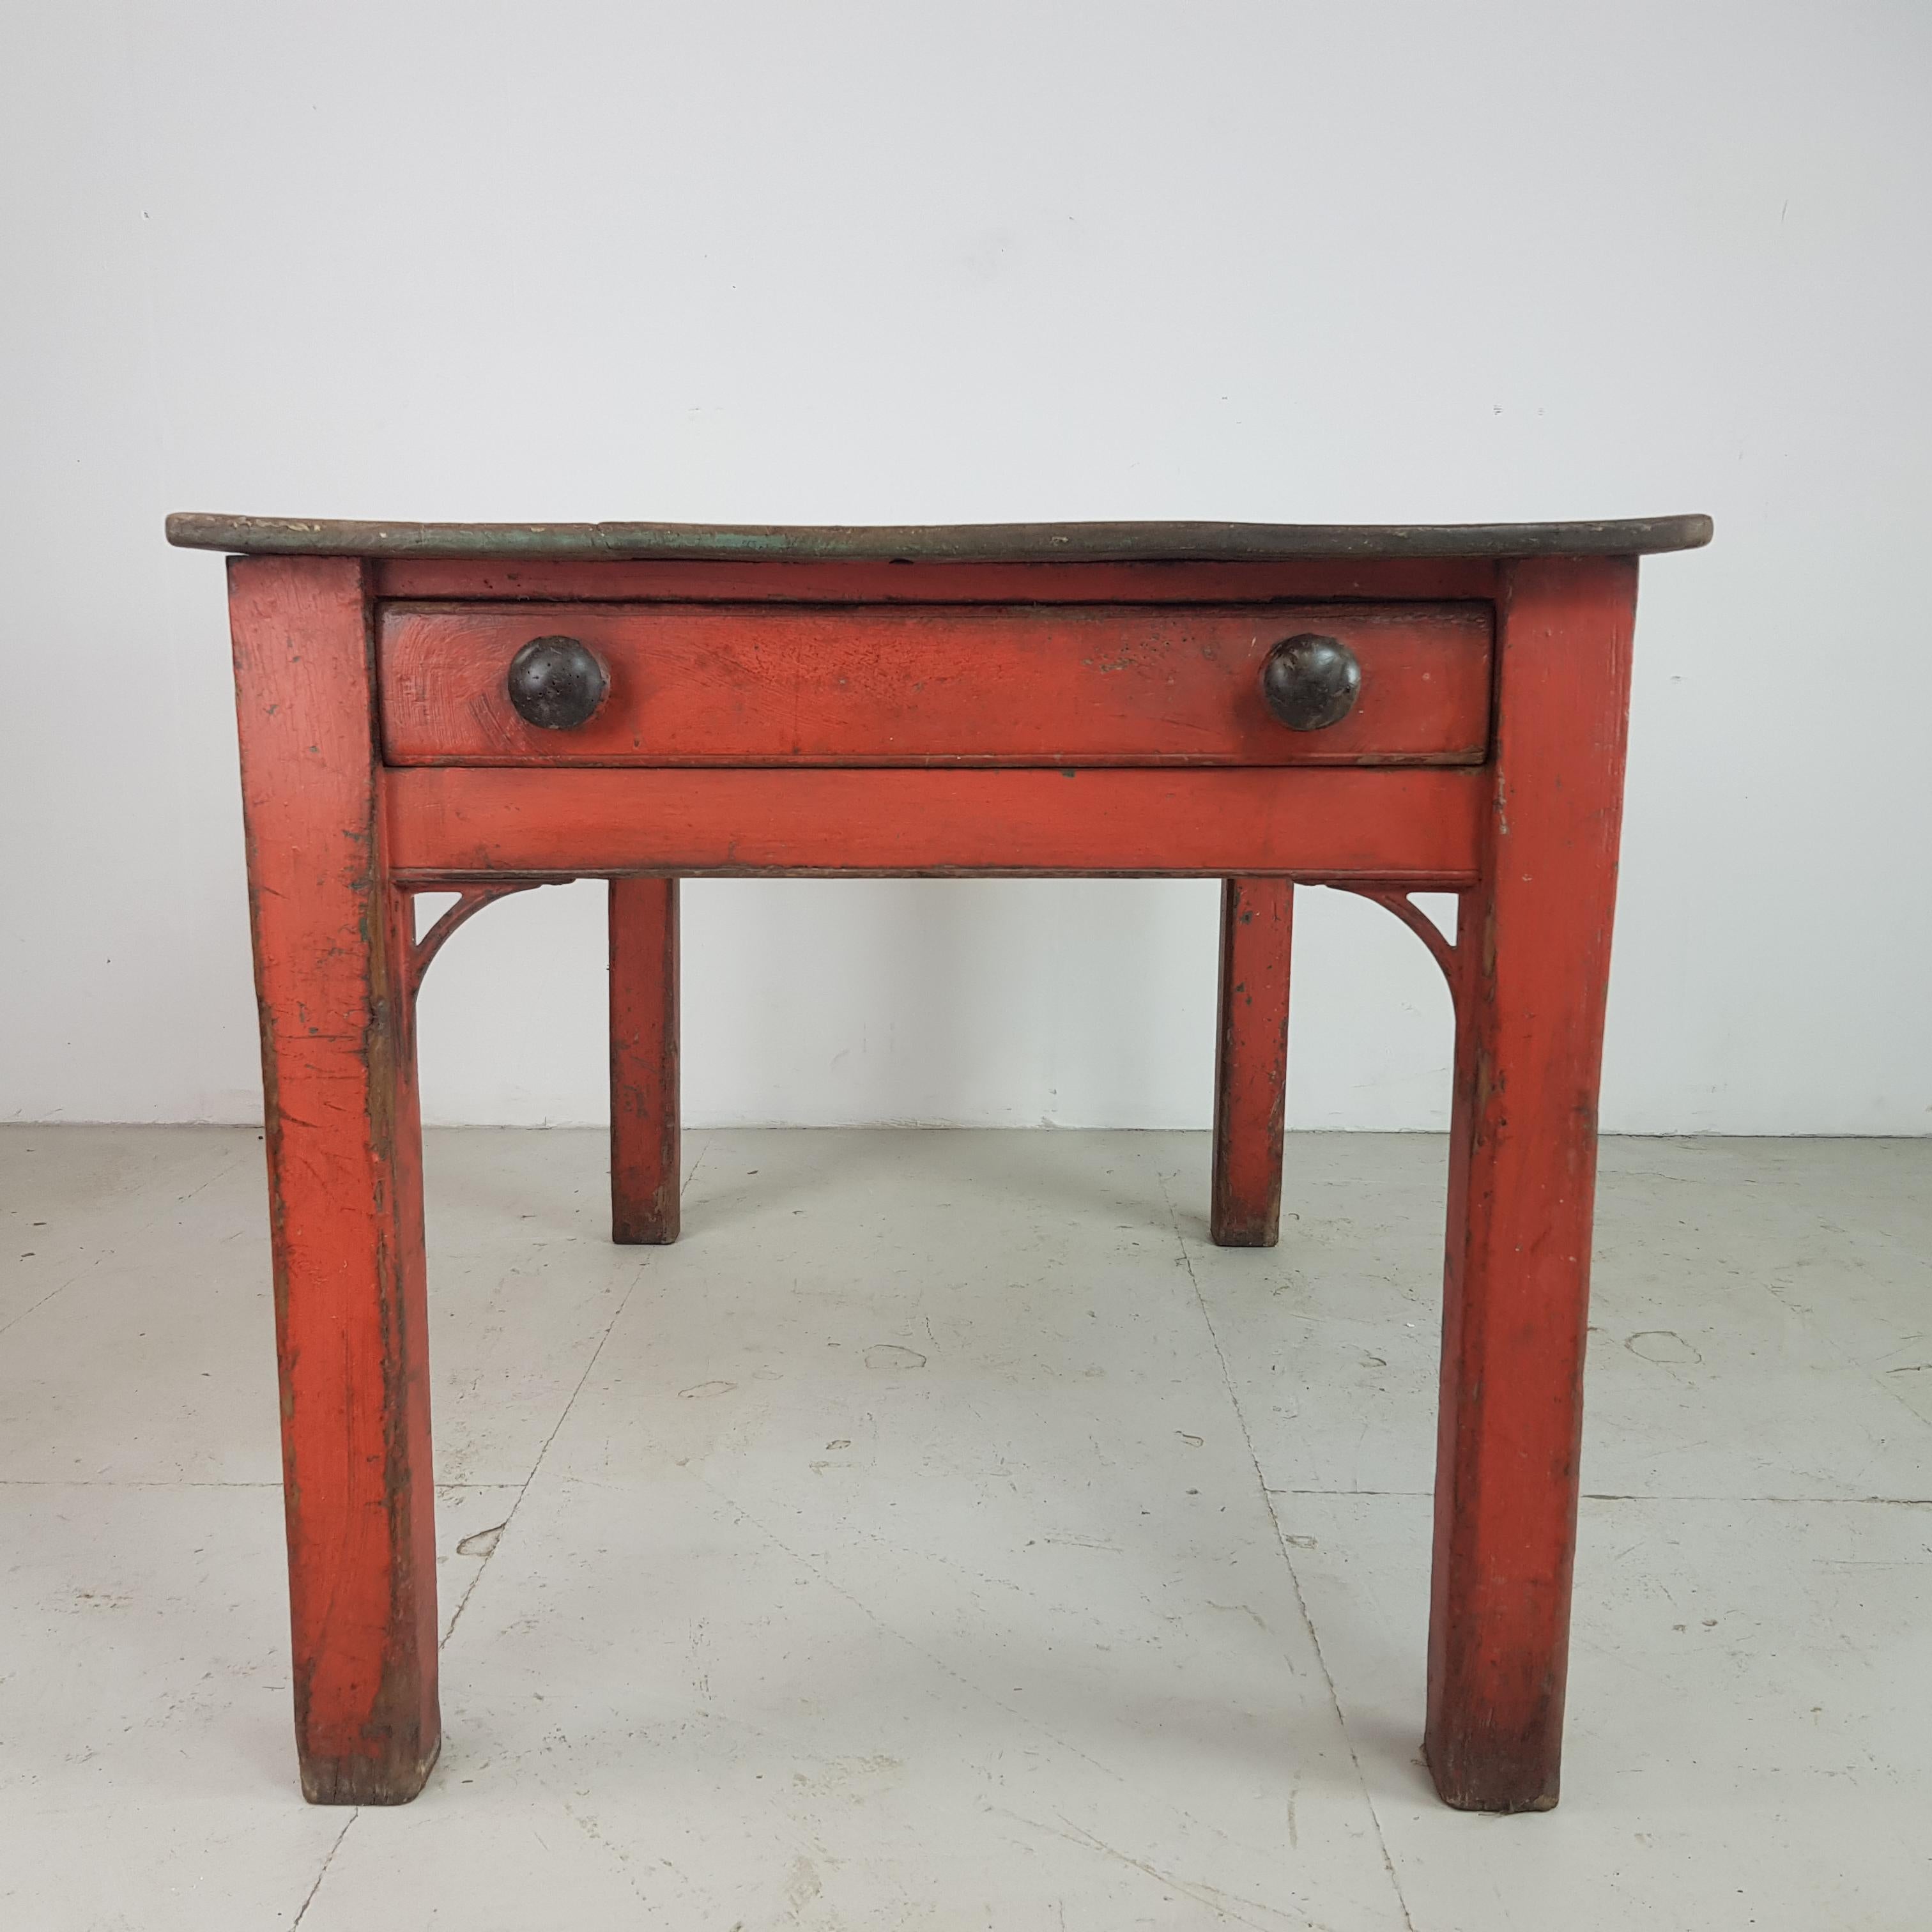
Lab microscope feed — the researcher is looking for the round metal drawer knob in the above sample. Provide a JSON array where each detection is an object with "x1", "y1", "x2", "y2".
[
  {"x1": 507, "y1": 635, "x2": 608, "y2": 730},
  {"x1": 1261, "y1": 633, "x2": 1360, "y2": 731}
]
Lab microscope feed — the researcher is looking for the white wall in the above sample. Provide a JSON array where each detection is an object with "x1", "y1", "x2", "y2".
[{"x1": 3, "y1": 2, "x2": 1928, "y2": 1135}]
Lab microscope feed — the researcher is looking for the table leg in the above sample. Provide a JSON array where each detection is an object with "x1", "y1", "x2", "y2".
[
  {"x1": 1425, "y1": 556, "x2": 1637, "y2": 1811},
  {"x1": 610, "y1": 877, "x2": 680, "y2": 1244},
  {"x1": 1211, "y1": 877, "x2": 1293, "y2": 1246},
  {"x1": 229, "y1": 556, "x2": 440, "y2": 1804}
]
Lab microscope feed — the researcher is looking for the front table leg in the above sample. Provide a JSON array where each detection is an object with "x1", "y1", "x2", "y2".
[
  {"x1": 230, "y1": 556, "x2": 440, "y2": 1804},
  {"x1": 1425, "y1": 556, "x2": 1637, "y2": 1811}
]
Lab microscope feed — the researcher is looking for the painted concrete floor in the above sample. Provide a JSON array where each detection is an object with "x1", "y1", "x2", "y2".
[{"x1": 1, "y1": 1126, "x2": 1928, "y2": 1930}]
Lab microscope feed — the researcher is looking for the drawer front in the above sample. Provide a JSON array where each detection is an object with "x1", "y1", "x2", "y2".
[{"x1": 378, "y1": 601, "x2": 1491, "y2": 767}]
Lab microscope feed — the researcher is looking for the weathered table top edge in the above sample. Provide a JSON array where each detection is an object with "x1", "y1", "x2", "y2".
[{"x1": 166, "y1": 511, "x2": 1713, "y2": 563}]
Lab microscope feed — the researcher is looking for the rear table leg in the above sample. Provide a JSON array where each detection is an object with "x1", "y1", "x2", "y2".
[
  {"x1": 610, "y1": 877, "x2": 681, "y2": 1245},
  {"x1": 1211, "y1": 877, "x2": 1294, "y2": 1246}
]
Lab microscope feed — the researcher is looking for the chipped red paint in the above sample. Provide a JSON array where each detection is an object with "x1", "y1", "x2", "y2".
[
  {"x1": 1211, "y1": 878, "x2": 1294, "y2": 1246},
  {"x1": 1343, "y1": 885, "x2": 1461, "y2": 988},
  {"x1": 609, "y1": 877, "x2": 680, "y2": 1244},
  {"x1": 206, "y1": 525, "x2": 1671, "y2": 1812},
  {"x1": 1425, "y1": 556, "x2": 1637, "y2": 1811},
  {"x1": 376, "y1": 599, "x2": 1492, "y2": 769},
  {"x1": 228, "y1": 556, "x2": 438, "y2": 1804},
  {"x1": 369, "y1": 555, "x2": 1505, "y2": 605},
  {"x1": 404, "y1": 882, "x2": 544, "y2": 1000},
  {"x1": 383, "y1": 765, "x2": 1487, "y2": 881}
]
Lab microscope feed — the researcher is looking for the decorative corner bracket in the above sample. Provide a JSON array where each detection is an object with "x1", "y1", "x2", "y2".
[
  {"x1": 403, "y1": 882, "x2": 560, "y2": 1001},
  {"x1": 1331, "y1": 884, "x2": 1463, "y2": 998}
]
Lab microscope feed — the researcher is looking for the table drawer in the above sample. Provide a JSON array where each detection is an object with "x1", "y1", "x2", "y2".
[{"x1": 378, "y1": 600, "x2": 1492, "y2": 767}]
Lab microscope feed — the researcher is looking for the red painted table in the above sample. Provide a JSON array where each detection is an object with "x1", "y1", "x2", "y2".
[{"x1": 171, "y1": 510, "x2": 1710, "y2": 1812}]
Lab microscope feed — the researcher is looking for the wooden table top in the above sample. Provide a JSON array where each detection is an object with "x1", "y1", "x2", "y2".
[{"x1": 167, "y1": 512, "x2": 1713, "y2": 564}]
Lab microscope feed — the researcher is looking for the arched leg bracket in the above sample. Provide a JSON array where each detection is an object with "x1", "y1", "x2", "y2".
[
  {"x1": 1333, "y1": 885, "x2": 1463, "y2": 998},
  {"x1": 403, "y1": 882, "x2": 564, "y2": 1002}
]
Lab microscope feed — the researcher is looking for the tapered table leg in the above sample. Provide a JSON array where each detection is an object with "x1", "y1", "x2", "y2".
[
  {"x1": 229, "y1": 556, "x2": 439, "y2": 1804},
  {"x1": 1211, "y1": 877, "x2": 1294, "y2": 1246},
  {"x1": 610, "y1": 877, "x2": 680, "y2": 1244},
  {"x1": 1425, "y1": 556, "x2": 1637, "y2": 1811}
]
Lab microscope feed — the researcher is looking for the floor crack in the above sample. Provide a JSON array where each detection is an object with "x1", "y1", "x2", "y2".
[
  {"x1": 1154, "y1": 1162, "x2": 1420, "y2": 1932},
  {"x1": 291, "y1": 1811, "x2": 357, "y2": 1926},
  {"x1": 673, "y1": 1459, "x2": 1124, "y2": 1785},
  {"x1": 0, "y1": 1144, "x2": 255, "y2": 1342},
  {"x1": 441, "y1": 1136, "x2": 711, "y2": 1649}
]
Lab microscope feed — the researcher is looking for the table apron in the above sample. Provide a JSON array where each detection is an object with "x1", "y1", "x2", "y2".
[{"x1": 383, "y1": 764, "x2": 1483, "y2": 882}]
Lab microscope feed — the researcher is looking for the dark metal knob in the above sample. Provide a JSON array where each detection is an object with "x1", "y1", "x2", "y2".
[
  {"x1": 1261, "y1": 633, "x2": 1360, "y2": 731},
  {"x1": 507, "y1": 636, "x2": 608, "y2": 730}
]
